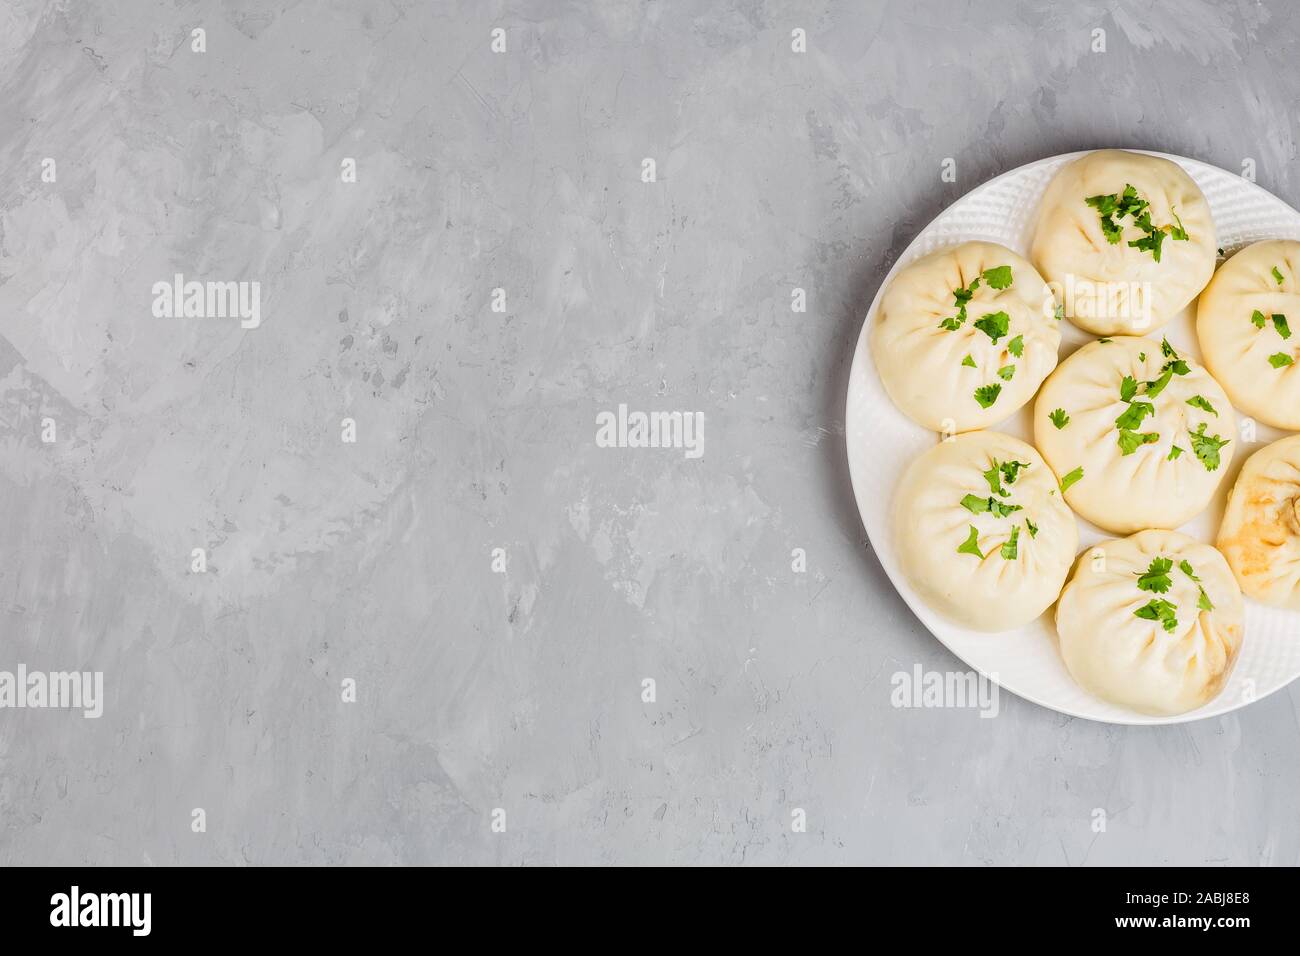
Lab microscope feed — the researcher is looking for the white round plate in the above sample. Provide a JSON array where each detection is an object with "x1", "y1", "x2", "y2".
[{"x1": 846, "y1": 150, "x2": 1300, "y2": 725}]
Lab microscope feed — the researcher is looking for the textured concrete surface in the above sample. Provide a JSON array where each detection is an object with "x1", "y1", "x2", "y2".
[{"x1": 1, "y1": 0, "x2": 1298, "y2": 866}]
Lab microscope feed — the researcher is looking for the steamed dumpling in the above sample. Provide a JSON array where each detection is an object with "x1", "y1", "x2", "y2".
[
  {"x1": 872, "y1": 241, "x2": 1060, "y2": 432},
  {"x1": 1031, "y1": 150, "x2": 1216, "y2": 335},
  {"x1": 1196, "y1": 240, "x2": 1300, "y2": 430},
  {"x1": 1055, "y1": 530, "x2": 1243, "y2": 716},
  {"x1": 1034, "y1": 336, "x2": 1235, "y2": 534},
  {"x1": 1217, "y1": 434, "x2": 1300, "y2": 610},
  {"x1": 893, "y1": 431, "x2": 1078, "y2": 631}
]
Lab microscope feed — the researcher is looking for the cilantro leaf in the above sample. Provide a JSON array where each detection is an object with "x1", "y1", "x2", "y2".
[
  {"x1": 973, "y1": 311, "x2": 1010, "y2": 344},
  {"x1": 1136, "y1": 556, "x2": 1174, "y2": 593},
  {"x1": 1252, "y1": 309, "x2": 1268, "y2": 330},
  {"x1": 1178, "y1": 559, "x2": 1201, "y2": 582},
  {"x1": 1049, "y1": 408, "x2": 1070, "y2": 429},
  {"x1": 1115, "y1": 400, "x2": 1155, "y2": 431},
  {"x1": 1008, "y1": 334, "x2": 1024, "y2": 358},
  {"x1": 974, "y1": 383, "x2": 1002, "y2": 408},
  {"x1": 1144, "y1": 370, "x2": 1173, "y2": 399},
  {"x1": 1273, "y1": 314, "x2": 1292, "y2": 340},
  {"x1": 1198, "y1": 587, "x2": 1214, "y2": 612},
  {"x1": 1120, "y1": 375, "x2": 1138, "y2": 402},
  {"x1": 1117, "y1": 429, "x2": 1160, "y2": 455},
  {"x1": 1026, "y1": 519, "x2": 1038, "y2": 538},
  {"x1": 1268, "y1": 352, "x2": 1295, "y2": 368},
  {"x1": 1060, "y1": 466, "x2": 1084, "y2": 493},
  {"x1": 1273, "y1": 265, "x2": 1285, "y2": 285},
  {"x1": 1134, "y1": 598, "x2": 1179, "y2": 632},
  {"x1": 997, "y1": 364, "x2": 1016, "y2": 381},
  {"x1": 960, "y1": 494, "x2": 990, "y2": 515},
  {"x1": 962, "y1": 354, "x2": 976, "y2": 368},
  {"x1": 999, "y1": 460, "x2": 1030, "y2": 486},
  {"x1": 982, "y1": 265, "x2": 1013, "y2": 290},
  {"x1": 1168, "y1": 444, "x2": 1184, "y2": 461},
  {"x1": 1000, "y1": 525, "x2": 1020, "y2": 561},
  {"x1": 957, "y1": 525, "x2": 984, "y2": 559},
  {"x1": 1186, "y1": 395, "x2": 1218, "y2": 416},
  {"x1": 1189, "y1": 422, "x2": 1229, "y2": 471}
]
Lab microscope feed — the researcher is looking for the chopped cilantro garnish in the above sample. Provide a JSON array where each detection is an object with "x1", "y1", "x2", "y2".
[
  {"x1": 974, "y1": 310, "x2": 1010, "y2": 344},
  {"x1": 1115, "y1": 400, "x2": 1155, "y2": 432},
  {"x1": 1060, "y1": 466, "x2": 1084, "y2": 492},
  {"x1": 1144, "y1": 370, "x2": 1173, "y2": 398},
  {"x1": 1178, "y1": 559, "x2": 1200, "y2": 582},
  {"x1": 1118, "y1": 429, "x2": 1160, "y2": 455},
  {"x1": 957, "y1": 525, "x2": 984, "y2": 559},
  {"x1": 1197, "y1": 587, "x2": 1214, "y2": 612},
  {"x1": 1273, "y1": 265, "x2": 1285, "y2": 285},
  {"x1": 1120, "y1": 375, "x2": 1139, "y2": 402},
  {"x1": 1268, "y1": 352, "x2": 1295, "y2": 368},
  {"x1": 1026, "y1": 519, "x2": 1038, "y2": 538},
  {"x1": 1000, "y1": 525, "x2": 1020, "y2": 560},
  {"x1": 1189, "y1": 422, "x2": 1229, "y2": 470},
  {"x1": 1186, "y1": 395, "x2": 1218, "y2": 416},
  {"x1": 1168, "y1": 445, "x2": 1184, "y2": 461},
  {"x1": 997, "y1": 364, "x2": 1016, "y2": 381},
  {"x1": 1135, "y1": 598, "x2": 1179, "y2": 632},
  {"x1": 1252, "y1": 309, "x2": 1268, "y2": 330},
  {"x1": 1273, "y1": 314, "x2": 1292, "y2": 340},
  {"x1": 962, "y1": 354, "x2": 976, "y2": 368},
  {"x1": 974, "y1": 383, "x2": 1002, "y2": 408},
  {"x1": 999, "y1": 460, "x2": 1030, "y2": 486},
  {"x1": 1049, "y1": 408, "x2": 1070, "y2": 429},
  {"x1": 1085, "y1": 184, "x2": 1187, "y2": 261},
  {"x1": 982, "y1": 265, "x2": 1014, "y2": 290},
  {"x1": 1136, "y1": 557, "x2": 1174, "y2": 593},
  {"x1": 1008, "y1": 334, "x2": 1024, "y2": 358}
]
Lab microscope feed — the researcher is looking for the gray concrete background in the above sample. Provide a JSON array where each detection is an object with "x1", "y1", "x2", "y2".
[{"x1": 0, "y1": 0, "x2": 1297, "y2": 865}]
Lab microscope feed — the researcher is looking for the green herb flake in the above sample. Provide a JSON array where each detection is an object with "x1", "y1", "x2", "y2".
[
  {"x1": 1144, "y1": 370, "x2": 1173, "y2": 399},
  {"x1": 974, "y1": 383, "x2": 1003, "y2": 408},
  {"x1": 1178, "y1": 559, "x2": 1201, "y2": 582},
  {"x1": 997, "y1": 364, "x2": 1016, "y2": 381},
  {"x1": 973, "y1": 310, "x2": 1010, "y2": 344},
  {"x1": 961, "y1": 354, "x2": 976, "y2": 368},
  {"x1": 1167, "y1": 445, "x2": 1184, "y2": 461},
  {"x1": 1117, "y1": 429, "x2": 1161, "y2": 455},
  {"x1": 1136, "y1": 556, "x2": 1174, "y2": 593},
  {"x1": 1252, "y1": 309, "x2": 1269, "y2": 330},
  {"x1": 1198, "y1": 587, "x2": 1215, "y2": 612},
  {"x1": 1189, "y1": 422, "x2": 1229, "y2": 471},
  {"x1": 1273, "y1": 265, "x2": 1285, "y2": 286},
  {"x1": 999, "y1": 460, "x2": 1030, "y2": 486},
  {"x1": 1060, "y1": 466, "x2": 1084, "y2": 493},
  {"x1": 1114, "y1": 400, "x2": 1155, "y2": 432},
  {"x1": 1186, "y1": 395, "x2": 1218, "y2": 416},
  {"x1": 1008, "y1": 334, "x2": 1024, "y2": 358},
  {"x1": 1049, "y1": 408, "x2": 1070, "y2": 429},
  {"x1": 1026, "y1": 519, "x2": 1039, "y2": 538},
  {"x1": 1120, "y1": 375, "x2": 1139, "y2": 402},
  {"x1": 982, "y1": 265, "x2": 1014, "y2": 290},
  {"x1": 1273, "y1": 314, "x2": 1292, "y2": 340},
  {"x1": 1268, "y1": 352, "x2": 1295, "y2": 369},
  {"x1": 1135, "y1": 598, "x2": 1179, "y2": 632},
  {"x1": 957, "y1": 525, "x2": 985, "y2": 559},
  {"x1": 1000, "y1": 525, "x2": 1020, "y2": 561}
]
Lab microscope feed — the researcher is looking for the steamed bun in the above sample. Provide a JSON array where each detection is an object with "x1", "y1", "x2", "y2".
[
  {"x1": 1217, "y1": 434, "x2": 1300, "y2": 610},
  {"x1": 1034, "y1": 336, "x2": 1235, "y2": 534},
  {"x1": 872, "y1": 241, "x2": 1060, "y2": 432},
  {"x1": 1056, "y1": 530, "x2": 1243, "y2": 716},
  {"x1": 1196, "y1": 240, "x2": 1300, "y2": 431},
  {"x1": 892, "y1": 431, "x2": 1078, "y2": 631},
  {"x1": 1031, "y1": 150, "x2": 1216, "y2": 335}
]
